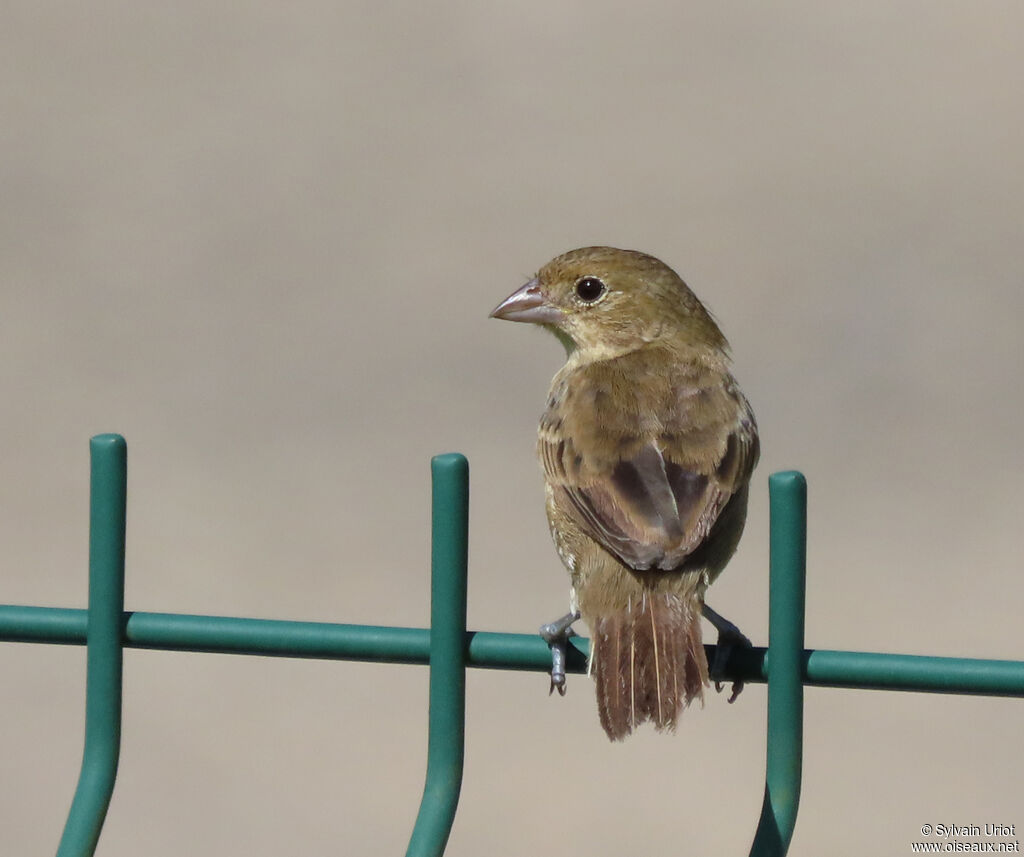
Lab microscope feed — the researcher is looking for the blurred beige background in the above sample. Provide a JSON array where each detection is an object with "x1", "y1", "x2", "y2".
[{"x1": 2, "y1": 2, "x2": 1023, "y2": 855}]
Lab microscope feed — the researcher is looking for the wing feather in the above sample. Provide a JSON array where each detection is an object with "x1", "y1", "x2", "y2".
[{"x1": 539, "y1": 351, "x2": 758, "y2": 571}]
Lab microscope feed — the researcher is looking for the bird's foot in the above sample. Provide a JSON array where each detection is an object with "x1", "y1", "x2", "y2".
[
  {"x1": 702, "y1": 603, "x2": 752, "y2": 704},
  {"x1": 539, "y1": 611, "x2": 580, "y2": 696}
]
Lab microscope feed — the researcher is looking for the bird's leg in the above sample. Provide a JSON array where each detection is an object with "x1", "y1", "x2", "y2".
[
  {"x1": 539, "y1": 611, "x2": 580, "y2": 696},
  {"x1": 702, "y1": 603, "x2": 752, "y2": 704}
]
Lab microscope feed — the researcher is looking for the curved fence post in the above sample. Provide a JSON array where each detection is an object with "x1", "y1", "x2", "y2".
[
  {"x1": 57, "y1": 434, "x2": 127, "y2": 857},
  {"x1": 749, "y1": 471, "x2": 806, "y2": 857},
  {"x1": 405, "y1": 453, "x2": 469, "y2": 857}
]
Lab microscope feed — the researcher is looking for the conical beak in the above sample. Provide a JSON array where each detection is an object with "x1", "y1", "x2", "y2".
[{"x1": 489, "y1": 278, "x2": 563, "y2": 325}]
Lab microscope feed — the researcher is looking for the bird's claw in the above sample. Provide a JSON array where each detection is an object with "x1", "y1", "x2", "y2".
[
  {"x1": 714, "y1": 679, "x2": 745, "y2": 704},
  {"x1": 702, "y1": 603, "x2": 752, "y2": 704},
  {"x1": 540, "y1": 611, "x2": 580, "y2": 696}
]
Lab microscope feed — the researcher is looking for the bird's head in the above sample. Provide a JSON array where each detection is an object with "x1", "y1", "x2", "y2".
[{"x1": 490, "y1": 246, "x2": 728, "y2": 359}]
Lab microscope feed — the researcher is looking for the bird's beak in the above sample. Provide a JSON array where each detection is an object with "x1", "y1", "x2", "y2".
[{"x1": 489, "y1": 278, "x2": 563, "y2": 325}]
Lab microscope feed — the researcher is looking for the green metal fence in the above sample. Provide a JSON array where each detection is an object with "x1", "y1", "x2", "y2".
[{"x1": 3, "y1": 434, "x2": 1024, "y2": 856}]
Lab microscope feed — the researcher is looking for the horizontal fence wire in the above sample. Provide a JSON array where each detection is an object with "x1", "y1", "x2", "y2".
[
  {"x1": 3, "y1": 626, "x2": 1024, "y2": 857},
  {"x1": 5, "y1": 607, "x2": 1024, "y2": 696},
  {"x1": 4, "y1": 436, "x2": 1024, "y2": 857}
]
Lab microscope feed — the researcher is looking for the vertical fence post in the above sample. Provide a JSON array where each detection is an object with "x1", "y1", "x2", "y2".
[
  {"x1": 749, "y1": 471, "x2": 806, "y2": 857},
  {"x1": 57, "y1": 434, "x2": 127, "y2": 857},
  {"x1": 406, "y1": 453, "x2": 469, "y2": 857}
]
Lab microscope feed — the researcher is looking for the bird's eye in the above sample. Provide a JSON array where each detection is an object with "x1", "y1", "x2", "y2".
[{"x1": 574, "y1": 277, "x2": 606, "y2": 303}]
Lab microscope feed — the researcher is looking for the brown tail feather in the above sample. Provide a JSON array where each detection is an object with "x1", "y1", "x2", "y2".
[{"x1": 591, "y1": 593, "x2": 707, "y2": 741}]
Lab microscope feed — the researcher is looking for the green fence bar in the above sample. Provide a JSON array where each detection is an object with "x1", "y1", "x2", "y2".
[
  {"x1": 56, "y1": 435, "x2": 127, "y2": 857},
  {"x1": 6, "y1": 437, "x2": 1024, "y2": 857},
  {"x1": 6, "y1": 611, "x2": 1024, "y2": 697},
  {"x1": 406, "y1": 453, "x2": 469, "y2": 857},
  {"x1": 749, "y1": 471, "x2": 807, "y2": 857},
  {"x1": 802, "y1": 650, "x2": 1024, "y2": 695}
]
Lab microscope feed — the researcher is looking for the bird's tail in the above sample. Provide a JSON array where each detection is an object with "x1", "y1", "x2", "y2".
[{"x1": 589, "y1": 591, "x2": 707, "y2": 741}]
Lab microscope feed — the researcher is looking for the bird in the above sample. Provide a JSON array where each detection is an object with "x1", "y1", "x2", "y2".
[{"x1": 490, "y1": 246, "x2": 759, "y2": 741}]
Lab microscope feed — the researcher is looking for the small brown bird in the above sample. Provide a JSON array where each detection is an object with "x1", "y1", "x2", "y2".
[{"x1": 491, "y1": 247, "x2": 759, "y2": 740}]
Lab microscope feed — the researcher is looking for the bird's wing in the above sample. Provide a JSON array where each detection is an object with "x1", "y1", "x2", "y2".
[{"x1": 540, "y1": 363, "x2": 758, "y2": 571}]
